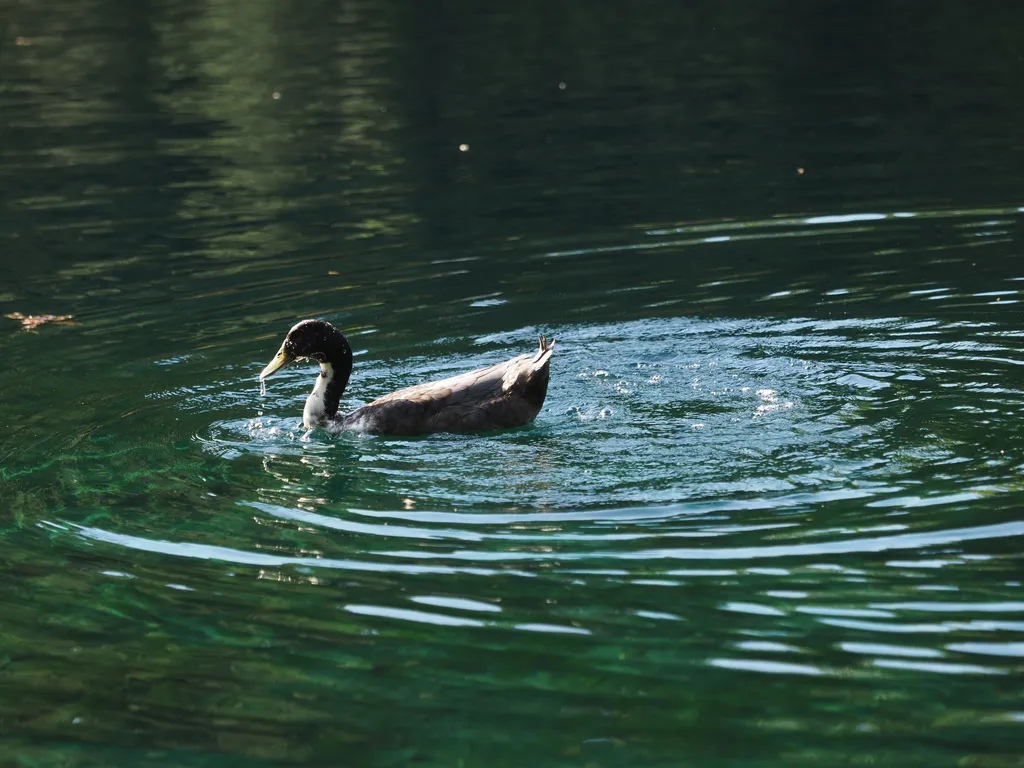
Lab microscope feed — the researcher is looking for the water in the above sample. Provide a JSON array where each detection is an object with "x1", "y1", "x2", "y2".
[{"x1": 2, "y1": 3, "x2": 1024, "y2": 765}]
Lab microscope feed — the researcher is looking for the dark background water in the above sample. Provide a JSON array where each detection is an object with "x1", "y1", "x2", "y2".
[{"x1": 2, "y1": 2, "x2": 1023, "y2": 766}]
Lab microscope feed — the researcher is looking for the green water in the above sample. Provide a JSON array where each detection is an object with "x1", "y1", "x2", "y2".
[{"x1": 2, "y1": 2, "x2": 1024, "y2": 765}]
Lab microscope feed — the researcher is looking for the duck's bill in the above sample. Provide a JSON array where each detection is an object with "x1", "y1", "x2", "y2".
[{"x1": 260, "y1": 345, "x2": 294, "y2": 381}]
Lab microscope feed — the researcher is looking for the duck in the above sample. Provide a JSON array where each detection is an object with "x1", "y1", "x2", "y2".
[{"x1": 259, "y1": 319, "x2": 555, "y2": 435}]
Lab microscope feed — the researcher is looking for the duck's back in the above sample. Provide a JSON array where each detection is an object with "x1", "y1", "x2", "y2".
[{"x1": 340, "y1": 338, "x2": 554, "y2": 435}]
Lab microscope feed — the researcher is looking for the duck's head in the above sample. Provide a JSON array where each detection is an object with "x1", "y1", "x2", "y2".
[{"x1": 260, "y1": 319, "x2": 351, "y2": 381}]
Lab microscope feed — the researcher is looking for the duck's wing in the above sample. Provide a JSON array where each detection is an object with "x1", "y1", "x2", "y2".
[{"x1": 341, "y1": 337, "x2": 555, "y2": 435}]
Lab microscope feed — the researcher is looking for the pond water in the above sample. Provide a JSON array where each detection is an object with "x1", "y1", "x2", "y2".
[{"x1": 2, "y1": 3, "x2": 1023, "y2": 766}]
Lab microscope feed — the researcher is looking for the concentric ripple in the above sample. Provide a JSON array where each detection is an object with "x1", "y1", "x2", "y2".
[{"x1": 64, "y1": 303, "x2": 1024, "y2": 680}]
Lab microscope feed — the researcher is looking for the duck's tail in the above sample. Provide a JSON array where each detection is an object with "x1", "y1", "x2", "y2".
[
  {"x1": 532, "y1": 335, "x2": 556, "y2": 367},
  {"x1": 510, "y1": 336, "x2": 554, "y2": 410}
]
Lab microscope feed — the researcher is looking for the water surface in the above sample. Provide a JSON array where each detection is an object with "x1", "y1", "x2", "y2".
[{"x1": 2, "y1": 3, "x2": 1024, "y2": 766}]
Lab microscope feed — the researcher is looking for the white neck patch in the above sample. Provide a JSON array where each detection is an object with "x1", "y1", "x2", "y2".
[{"x1": 303, "y1": 362, "x2": 334, "y2": 428}]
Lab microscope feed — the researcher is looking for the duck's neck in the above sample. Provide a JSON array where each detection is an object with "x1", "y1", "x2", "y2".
[{"x1": 303, "y1": 340, "x2": 353, "y2": 428}]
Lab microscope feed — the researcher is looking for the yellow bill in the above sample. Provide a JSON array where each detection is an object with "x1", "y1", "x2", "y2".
[{"x1": 260, "y1": 345, "x2": 294, "y2": 381}]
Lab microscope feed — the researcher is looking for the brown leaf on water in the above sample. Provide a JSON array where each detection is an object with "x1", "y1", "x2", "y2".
[{"x1": 5, "y1": 312, "x2": 76, "y2": 331}]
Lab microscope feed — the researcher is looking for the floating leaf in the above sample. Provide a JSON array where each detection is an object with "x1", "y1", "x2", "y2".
[{"x1": 5, "y1": 312, "x2": 76, "y2": 330}]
